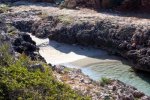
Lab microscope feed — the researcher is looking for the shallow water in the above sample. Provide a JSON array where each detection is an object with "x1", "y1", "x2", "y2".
[{"x1": 30, "y1": 34, "x2": 150, "y2": 95}]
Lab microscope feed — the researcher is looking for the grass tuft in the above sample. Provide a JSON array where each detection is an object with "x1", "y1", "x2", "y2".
[
  {"x1": 0, "y1": 4, "x2": 9, "y2": 13},
  {"x1": 100, "y1": 77, "x2": 112, "y2": 86}
]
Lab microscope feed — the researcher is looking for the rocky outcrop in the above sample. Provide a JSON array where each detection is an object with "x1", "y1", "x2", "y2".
[
  {"x1": 12, "y1": 32, "x2": 45, "y2": 61},
  {"x1": 0, "y1": 10, "x2": 45, "y2": 61},
  {"x1": 54, "y1": 65, "x2": 150, "y2": 99},
  {"x1": 1, "y1": 3, "x2": 150, "y2": 99},
  {"x1": 61, "y1": 0, "x2": 150, "y2": 13},
  {"x1": 31, "y1": 15, "x2": 150, "y2": 72},
  {"x1": 60, "y1": 0, "x2": 101, "y2": 9}
]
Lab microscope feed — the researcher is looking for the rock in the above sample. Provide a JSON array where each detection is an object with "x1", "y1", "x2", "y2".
[
  {"x1": 20, "y1": 33, "x2": 36, "y2": 45},
  {"x1": 133, "y1": 90, "x2": 144, "y2": 98},
  {"x1": 112, "y1": 85, "x2": 117, "y2": 91},
  {"x1": 83, "y1": 78, "x2": 92, "y2": 84},
  {"x1": 53, "y1": 65, "x2": 65, "y2": 73},
  {"x1": 13, "y1": 19, "x2": 34, "y2": 32},
  {"x1": 61, "y1": 0, "x2": 101, "y2": 9},
  {"x1": 33, "y1": 15, "x2": 150, "y2": 72},
  {"x1": 29, "y1": 64, "x2": 45, "y2": 72},
  {"x1": 62, "y1": 0, "x2": 77, "y2": 9},
  {"x1": 31, "y1": 16, "x2": 59, "y2": 38},
  {"x1": 122, "y1": 94, "x2": 134, "y2": 100},
  {"x1": 76, "y1": 29, "x2": 95, "y2": 46},
  {"x1": 12, "y1": 32, "x2": 45, "y2": 61},
  {"x1": 12, "y1": 33, "x2": 37, "y2": 53},
  {"x1": 141, "y1": 96, "x2": 150, "y2": 100}
]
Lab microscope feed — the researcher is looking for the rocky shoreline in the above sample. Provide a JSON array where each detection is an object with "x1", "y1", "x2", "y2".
[
  {"x1": 30, "y1": 14, "x2": 150, "y2": 72},
  {"x1": 0, "y1": 1, "x2": 150, "y2": 99},
  {"x1": 6, "y1": 1, "x2": 150, "y2": 72},
  {"x1": 53, "y1": 65, "x2": 150, "y2": 99}
]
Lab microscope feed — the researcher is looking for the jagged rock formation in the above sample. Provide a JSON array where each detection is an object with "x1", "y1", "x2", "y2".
[
  {"x1": 61, "y1": 0, "x2": 150, "y2": 13},
  {"x1": 0, "y1": 2, "x2": 150, "y2": 98},
  {"x1": 1, "y1": 0, "x2": 149, "y2": 13},
  {"x1": 30, "y1": 15, "x2": 150, "y2": 72}
]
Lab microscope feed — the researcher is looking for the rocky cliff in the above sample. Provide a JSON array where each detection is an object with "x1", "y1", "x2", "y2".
[
  {"x1": 7, "y1": 1, "x2": 150, "y2": 72},
  {"x1": 1, "y1": 0, "x2": 149, "y2": 13},
  {"x1": 0, "y1": 1, "x2": 150, "y2": 99},
  {"x1": 61, "y1": 0, "x2": 150, "y2": 13},
  {"x1": 30, "y1": 15, "x2": 150, "y2": 72}
]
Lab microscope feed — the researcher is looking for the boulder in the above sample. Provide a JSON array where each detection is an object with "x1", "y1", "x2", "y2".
[
  {"x1": 61, "y1": 0, "x2": 101, "y2": 9},
  {"x1": 28, "y1": 64, "x2": 45, "y2": 72}
]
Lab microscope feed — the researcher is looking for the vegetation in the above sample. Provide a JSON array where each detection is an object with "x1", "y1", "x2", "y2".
[
  {"x1": 0, "y1": 4, "x2": 9, "y2": 13},
  {"x1": 38, "y1": 11, "x2": 49, "y2": 19},
  {"x1": 7, "y1": 25, "x2": 18, "y2": 36},
  {"x1": 100, "y1": 77, "x2": 112, "y2": 87},
  {"x1": 58, "y1": 15, "x2": 73, "y2": 25},
  {"x1": 0, "y1": 44, "x2": 90, "y2": 100}
]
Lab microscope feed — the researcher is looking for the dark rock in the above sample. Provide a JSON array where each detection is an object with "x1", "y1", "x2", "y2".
[
  {"x1": 11, "y1": 32, "x2": 45, "y2": 62},
  {"x1": 133, "y1": 90, "x2": 144, "y2": 98},
  {"x1": 53, "y1": 65, "x2": 65, "y2": 73},
  {"x1": 76, "y1": 29, "x2": 95, "y2": 46},
  {"x1": 122, "y1": 94, "x2": 134, "y2": 100},
  {"x1": 141, "y1": 96, "x2": 150, "y2": 100},
  {"x1": 12, "y1": 33, "x2": 37, "y2": 53},
  {"x1": 31, "y1": 16, "x2": 59, "y2": 38},
  {"x1": 13, "y1": 19, "x2": 34, "y2": 32},
  {"x1": 13, "y1": 38, "x2": 22, "y2": 46},
  {"x1": 29, "y1": 64, "x2": 45, "y2": 72},
  {"x1": 33, "y1": 15, "x2": 150, "y2": 72}
]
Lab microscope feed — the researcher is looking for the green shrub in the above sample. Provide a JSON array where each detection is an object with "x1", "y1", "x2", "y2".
[
  {"x1": 100, "y1": 77, "x2": 112, "y2": 87},
  {"x1": 58, "y1": 15, "x2": 73, "y2": 25},
  {"x1": 0, "y1": 44, "x2": 14, "y2": 66},
  {"x1": 0, "y1": 4, "x2": 9, "y2": 13},
  {"x1": 0, "y1": 45, "x2": 90, "y2": 100}
]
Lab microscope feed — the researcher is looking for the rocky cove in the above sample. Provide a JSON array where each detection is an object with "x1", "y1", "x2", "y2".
[
  {"x1": 0, "y1": 1, "x2": 150, "y2": 99},
  {"x1": 29, "y1": 33, "x2": 150, "y2": 96}
]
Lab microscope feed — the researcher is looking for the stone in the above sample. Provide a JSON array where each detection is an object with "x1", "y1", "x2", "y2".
[
  {"x1": 54, "y1": 65, "x2": 65, "y2": 73},
  {"x1": 133, "y1": 90, "x2": 144, "y2": 98},
  {"x1": 29, "y1": 64, "x2": 45, "y2": 72}
]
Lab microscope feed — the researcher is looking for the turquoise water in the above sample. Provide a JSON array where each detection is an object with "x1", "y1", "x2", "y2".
[
  {"x1": 29, "y1": 34, "x2": 150, "y2": 96},
  {"x1": 81, "y1": 61, "x2": 150, "y2": 96}
]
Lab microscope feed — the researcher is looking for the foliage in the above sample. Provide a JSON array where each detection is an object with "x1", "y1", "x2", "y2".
[
  {"x1": 0, "y1": 4, "x2": 9, "y2": 13},
  {"x1": 100, "y1": 77, "x2": 112, "y2": 87},
  {"x1": 0, "y1": 45, "x2": 90, "y2": 100},
  {"x1": 0, "y1": 44, "x2": 14, "y2": 66},
  {"x1": 7, "y1": 24, "x2": 18, "y2": 36},
  {"x1": 58, "y1": 15, "x2": 73, "y2": 25}
]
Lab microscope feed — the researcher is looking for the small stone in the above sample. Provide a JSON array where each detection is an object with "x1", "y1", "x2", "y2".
[
  {"x1": 54, "y1": 65, "x2": 65, "y2": 74},
  {"x1": 141, "y1": 96, "x2": 150, "y2": 100},
  {"x1": 133, "y1": 90, "x2": 144, "y2": 98},
  {"x1": 112, "y1": 85, "x2": 117, "y2": 91},
  {"x1": 84, "y1": 79, "x2": 92, "y2": 84},
  {"x1": 122, "y1": 94, "x2": 134, "y2": 100},
  {"x1": 29, "y1": 64, "x2": 45, "y2": 72}
]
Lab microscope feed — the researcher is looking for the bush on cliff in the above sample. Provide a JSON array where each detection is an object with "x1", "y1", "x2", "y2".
[{"x1": 0, "y1": 44, "x2": 90, "y2": 100}]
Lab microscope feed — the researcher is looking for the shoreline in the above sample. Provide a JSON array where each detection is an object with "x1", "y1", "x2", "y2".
[{"x1": 1, "y1": 1, "x2": 150, "y2": 99}]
